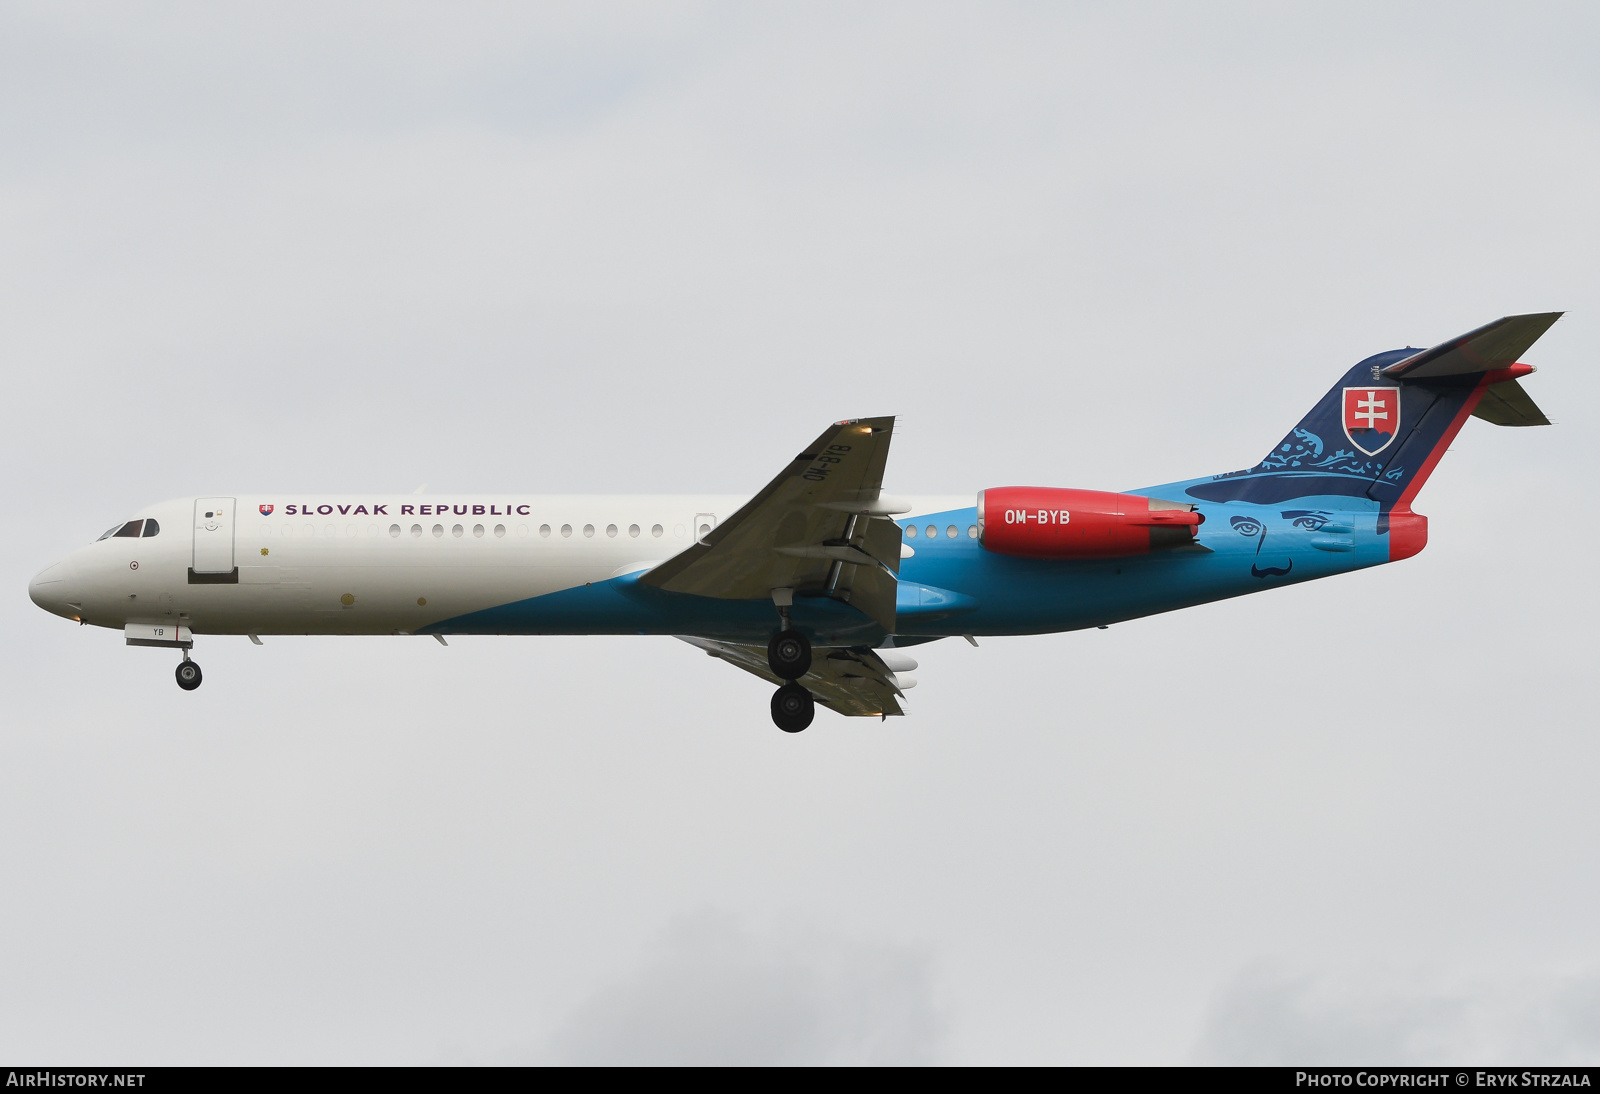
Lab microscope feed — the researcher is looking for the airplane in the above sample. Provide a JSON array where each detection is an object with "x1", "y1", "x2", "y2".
[{"x1": 28, "y1": 313, "x2": 1558, "y2": 732}]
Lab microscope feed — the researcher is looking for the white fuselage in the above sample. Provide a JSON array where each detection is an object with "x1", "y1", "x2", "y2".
[{"x1": 29, "y1": 494, "x2": 972, "y2": 637}]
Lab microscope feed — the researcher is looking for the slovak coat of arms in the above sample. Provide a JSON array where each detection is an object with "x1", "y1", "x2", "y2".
[{"x1": 1341, "y1": 387, "x2": 1401, "y2": 456}]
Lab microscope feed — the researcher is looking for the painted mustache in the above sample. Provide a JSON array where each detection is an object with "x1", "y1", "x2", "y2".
[{"x1": 1251, "y1": 560, "x2": 1293, "y2": 578}]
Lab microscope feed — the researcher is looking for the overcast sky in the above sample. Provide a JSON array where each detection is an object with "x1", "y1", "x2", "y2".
[{"x1": 3, "y1": 1, "x2": 1598, "y2": 1065}]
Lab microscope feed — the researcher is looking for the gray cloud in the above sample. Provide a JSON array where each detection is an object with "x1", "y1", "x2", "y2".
[
  {"x1": 1195, "y1": 964, "x2": 1600, "y2": 1065},
  {"x1": 541, "y1": 912, "x2": 942, "y2": 1065}
]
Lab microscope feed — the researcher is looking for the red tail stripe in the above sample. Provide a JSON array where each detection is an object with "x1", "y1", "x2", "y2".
[{"x1": 1392, "y1": 374, "x2": 1493, "y2": 513}]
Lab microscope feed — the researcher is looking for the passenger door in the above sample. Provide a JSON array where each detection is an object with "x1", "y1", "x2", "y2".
[
  {"x1": 694, "y1": 512, "x2": 718, "y2": 544},
  {"x1": 193, "y1": 498, "x2": 237, "y2": 574}
]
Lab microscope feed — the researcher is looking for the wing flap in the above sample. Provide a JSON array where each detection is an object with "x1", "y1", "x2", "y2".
[
  {"x1": 839, "y1": 512, "x2": 903, "y2": 632},
  {"x1": 681, "y1": 637, "x2": 907, "y2": 717}
]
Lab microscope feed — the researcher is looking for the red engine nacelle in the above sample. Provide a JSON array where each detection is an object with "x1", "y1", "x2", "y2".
[{"x1": 977, "y1": 487, "x2": 1203, "y2": 559}]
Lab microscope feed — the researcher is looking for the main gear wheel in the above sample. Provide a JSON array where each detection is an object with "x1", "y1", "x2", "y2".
[
  {"x1": 770, "y1": 684, "x2": 815, "y2": 733},
  {"x1": 767, "y1": 630, "x2": 811, "y2": 681}
]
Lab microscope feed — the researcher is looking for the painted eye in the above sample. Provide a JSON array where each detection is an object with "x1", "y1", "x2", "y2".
[
  {"x1": 1230, "y1": 517, "x2": 1263, "y2": 536},
  {"x1": 1292, "y1": 516, "x2": 1328, "y2": 531}
]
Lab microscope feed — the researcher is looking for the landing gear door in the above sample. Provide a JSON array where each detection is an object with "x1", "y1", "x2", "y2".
[
  {"x1": 193, "y1": 498, "x2": 236, "y2": 574},
  {"x1": 694, "y1": 512, "x2": 718, "y2": 544}
]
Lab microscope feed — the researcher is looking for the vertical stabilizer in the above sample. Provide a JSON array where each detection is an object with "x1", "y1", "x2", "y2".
[{"x1": 1183, "y1": 314, "x2": 1560, "y2": 537}]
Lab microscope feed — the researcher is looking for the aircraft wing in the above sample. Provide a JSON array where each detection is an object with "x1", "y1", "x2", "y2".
[
  {"x1": 640, "y1": 417, "x2": 905, "y2": 631},
  {"x1": 679, "y1": 636, "x2": 908, "y2": 717}
]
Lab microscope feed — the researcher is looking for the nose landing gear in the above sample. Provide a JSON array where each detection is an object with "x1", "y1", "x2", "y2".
[
  {"x1": 175, "y1": 654, "x2": 202, "y2": 691},
  {"x1": 771, "y1": 683, "x2": 814, "y2": 733}
]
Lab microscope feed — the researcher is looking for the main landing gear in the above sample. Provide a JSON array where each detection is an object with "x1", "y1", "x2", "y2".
[
  {"x1": 771, "y1": 683, "x2": 815, "y2": 733},
  {"x1": 175, "y1": 653, "x2": 202, "y2": 691},
  {"x1": 767, "y1": 629, "x2": 814, "y2": 732},
  {"x1": 767, "y1": 629, "x2": 812, "y2": 679}
]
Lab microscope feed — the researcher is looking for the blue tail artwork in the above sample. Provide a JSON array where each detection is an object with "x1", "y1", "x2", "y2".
[{"x1": 1182, "y1": 312, "x2": 1560, "y2": 554}]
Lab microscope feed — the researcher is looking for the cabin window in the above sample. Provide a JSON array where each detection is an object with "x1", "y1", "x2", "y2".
[
  {"x1": 473, "y1": 524, "x2": 485, "y2": 538},
  {"x1": 390, "y1": 524, "x2": 401, "y2": 537},
  {"x1": 142, "y1": 519, "x2": 161, "y2": 537},
  {"x1": 494, "y1": 524, "x2": 506, "y2": 538},
  {"x1": 540, "y1": 524, "x2": 552, "y2": 538},
  {"x1": 411, "y1": 524, "x2": 422, "y2": 538},
  {"x1": 968, "y1": 525, "x2": 978, "y2": 538},
  {"x1": 946, "y1": 525, "x2": 958, "y2": 539},
  {"x1": 905, "y1": 524, "x2": 917, "y2": 538},
  {"x1": 432, "y1": 524, "x2": 444, "y2": 538},
  {"x1": 606, "y1": 524, "x2": 618, "y2": 538},
  {"x1": 583, "y1": 525, "x2": 595, "y2": 538},
  {"x1": 561, "y1": 524, "x2": 572, "y2": 538},
  {"x1": 925, "y1": 525, "x2": 937, "y2": 539},
  {"x1": 652, "y1": 524, "x2": 664, "y2": 538},
  {"x1": 452, "y1": 525, "x2": 464, "y2": 538},
  {"x1": 628, "y1": 524, "x2": 640, "y2": 538}
]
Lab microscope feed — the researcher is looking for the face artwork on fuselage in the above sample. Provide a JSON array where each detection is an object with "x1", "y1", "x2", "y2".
[{"x1": 1229, "y1": 509, "x2": 1338, "y2": 579}]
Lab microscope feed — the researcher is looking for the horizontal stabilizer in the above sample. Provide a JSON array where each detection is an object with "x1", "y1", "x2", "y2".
[
  {"x1": 1382, "y1": 312, "x2": 1562, "y2": 380},
  {"x1": 1472, "y1": 377, "x2": 1551, "y2": 427}
]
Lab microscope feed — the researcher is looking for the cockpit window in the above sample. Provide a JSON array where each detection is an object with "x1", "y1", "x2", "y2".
[{"x1": 97, "y1": 518, "x2": 160, "y2": 542}]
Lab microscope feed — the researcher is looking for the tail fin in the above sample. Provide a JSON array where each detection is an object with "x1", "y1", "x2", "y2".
[{"x1": 1186, "y1": 313, "x2": 1560, "y2": 524}]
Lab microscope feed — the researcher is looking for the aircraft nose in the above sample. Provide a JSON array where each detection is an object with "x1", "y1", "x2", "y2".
[{"x1": 29, "y1": 561, "x2": 80, "y2": 619}]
